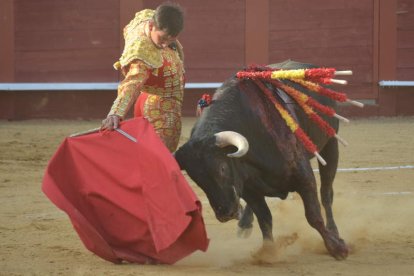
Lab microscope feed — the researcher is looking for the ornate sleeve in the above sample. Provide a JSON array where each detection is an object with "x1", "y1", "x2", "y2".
[{"x1": 108, "y1": 61, "x2": 151, "y2": 118}]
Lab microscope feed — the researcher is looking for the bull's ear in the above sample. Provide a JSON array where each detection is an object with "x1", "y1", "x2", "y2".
[{"x1": 174, "y1": 142, "x2": 190, "y2": 170}]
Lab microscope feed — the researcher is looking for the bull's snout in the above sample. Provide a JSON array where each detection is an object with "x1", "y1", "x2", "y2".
[
  {"x1": 215, "y1": 204, "x2": 243, "y2": 222},
  {"x1": 210, "y1": 186, "x2": 242, "y2": 222}
]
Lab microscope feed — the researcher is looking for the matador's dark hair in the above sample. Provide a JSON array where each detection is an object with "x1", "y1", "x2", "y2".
[{"x1": 153, "y1": 2, "x2": 184, "y2": 37}]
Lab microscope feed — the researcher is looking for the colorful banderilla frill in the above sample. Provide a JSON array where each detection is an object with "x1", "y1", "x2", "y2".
[{"x1": 236, "y1": 66, "x2": 364, "y2": 165}]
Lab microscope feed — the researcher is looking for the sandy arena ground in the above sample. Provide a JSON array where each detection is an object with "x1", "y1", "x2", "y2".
[{"x1": 1, "y1": 116, "x2": 414, "y2": 275}]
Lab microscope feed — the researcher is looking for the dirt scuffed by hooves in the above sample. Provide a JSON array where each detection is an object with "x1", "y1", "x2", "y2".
[{"x1": 251, "y1": 232, "x2": 299, "y2": 264}]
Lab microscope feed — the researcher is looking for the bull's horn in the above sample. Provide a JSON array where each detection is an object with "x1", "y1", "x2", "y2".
[{"x1": 214, "y1": 131, "x2": 249, "y2": 158}]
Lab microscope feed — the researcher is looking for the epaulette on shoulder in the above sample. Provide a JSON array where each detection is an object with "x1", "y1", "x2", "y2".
[
  {"x1": 118, "y1": 38, "x2": 163, "y2": 69},
  {"x1": 115, "y1": 9, "x2": 162, "y2": 69}
]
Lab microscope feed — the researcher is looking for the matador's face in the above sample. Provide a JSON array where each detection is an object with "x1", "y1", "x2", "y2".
[{"x1": 149, "y1": 22, "x2": 177, "y2": 49}]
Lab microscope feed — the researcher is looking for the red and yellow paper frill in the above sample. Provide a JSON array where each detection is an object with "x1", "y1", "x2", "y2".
[{"x1": 236, "y1": 66, "x2": 361, "y2": 165}]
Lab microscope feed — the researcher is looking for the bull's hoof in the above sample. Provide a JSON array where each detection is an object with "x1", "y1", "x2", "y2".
[
  {"x1": 326, "y1": 237, "x2": 349, "y2": 260},
  {"x1": 332, "y1": 247, "x2": 348, "y2": 260},
  {"x1": 237, "y1": 226, "x2": 253, "y2": 239},
  {"x1": 333, "y1": 242, "x2": 349, "y2": 260}
]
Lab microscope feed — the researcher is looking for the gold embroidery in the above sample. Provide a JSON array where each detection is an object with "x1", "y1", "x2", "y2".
[
  {"x1": 112, "y1": 18, "x2": 185, "y2": 151},
  {"x1": 108, "y1": 61, "x2": 150, "y2": 117},
  {"x1": 164, "y1": 65, "x2": 172, "y2": 77},
  {"x1": 152, "y1": 68, "x2": 159, "y2": 77},
  {"x1": 114, "y1": 9, "x2": 163, "y2": 70}
]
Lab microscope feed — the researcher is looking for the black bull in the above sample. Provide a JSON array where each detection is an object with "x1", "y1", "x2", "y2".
[{"x1": 175, "y1": 60, "x2": 349, "y2": 260}]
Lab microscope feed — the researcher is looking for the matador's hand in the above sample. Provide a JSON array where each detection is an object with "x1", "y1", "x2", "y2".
[{"x1": 101, "y1": 115, "x2": 121, "y2": 131}]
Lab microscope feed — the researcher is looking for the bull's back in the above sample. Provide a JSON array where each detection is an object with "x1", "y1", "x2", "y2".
[{"x1": 268, "y1": 60, "x2": 339, "y2": 151}]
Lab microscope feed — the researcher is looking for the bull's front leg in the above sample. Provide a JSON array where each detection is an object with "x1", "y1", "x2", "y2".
[
  {"x1": 242, "y1": 192, "x2": 273, "y2": 241},
  {"x1": 295, "y1": 163, "x2": 348, "y2": 260},
  {"x1": 237, "y1": 204, "x2": 254, "y2": 238}
]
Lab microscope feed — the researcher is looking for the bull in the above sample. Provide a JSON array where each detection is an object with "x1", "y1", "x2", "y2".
[{"x1": 175, "y1": 60, "x2": 349, "y2": 260}]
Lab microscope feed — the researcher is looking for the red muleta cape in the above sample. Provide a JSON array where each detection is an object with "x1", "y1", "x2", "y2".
[{"x1": 42, "y1": 117, "x2": 209, "y2": 264}]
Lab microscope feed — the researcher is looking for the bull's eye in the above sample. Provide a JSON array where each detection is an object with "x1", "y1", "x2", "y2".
[{"x1": 219, "y1": 163, "x2": 228, "y2": 177}]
